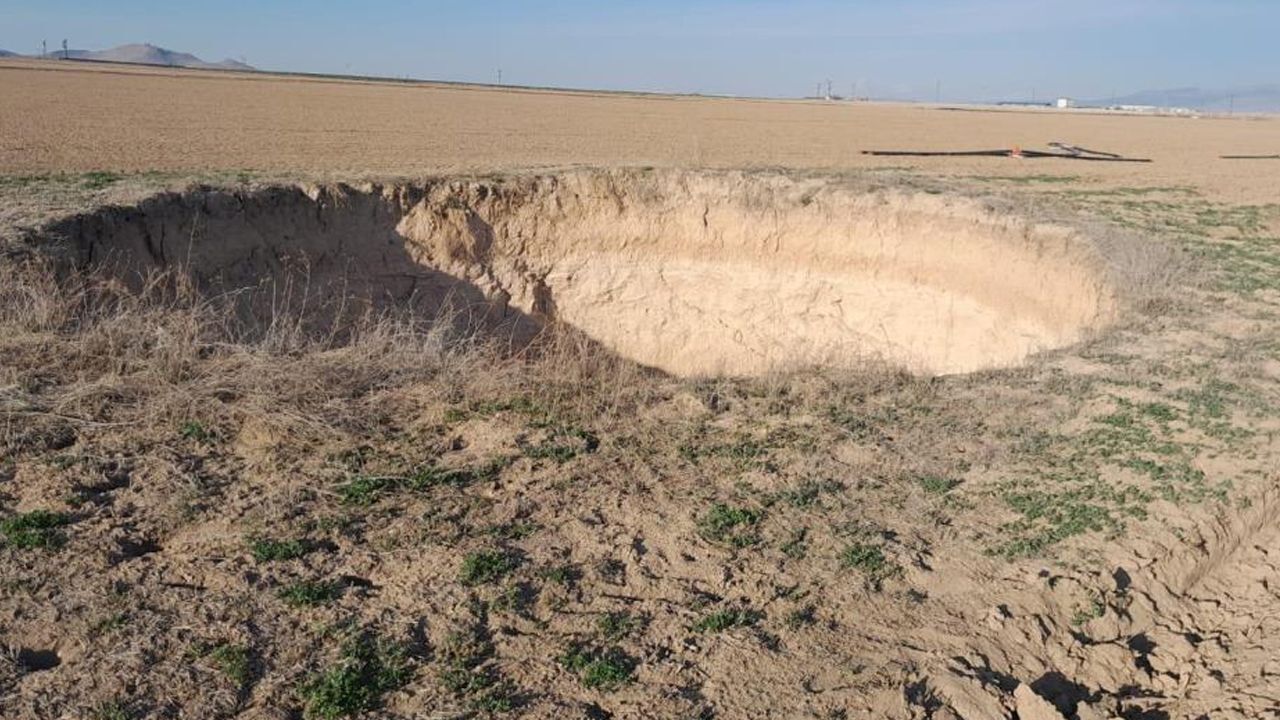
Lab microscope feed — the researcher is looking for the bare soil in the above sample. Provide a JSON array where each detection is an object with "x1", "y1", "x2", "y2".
[
  {"x1": 1, "y1": 62, "x2": 1279, "y2": 720},
  {"x1": 2, "y1": 59, "x2": 1280, "y2": 203}
]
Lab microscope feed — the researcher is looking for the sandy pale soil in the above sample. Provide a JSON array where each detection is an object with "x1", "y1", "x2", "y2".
[
  {"x1": 1, "y1": 61, "x2": 1279, "y2": 720},
  {"x1": 1, "y1": 59, "x2": 1279, "y2": 203}
]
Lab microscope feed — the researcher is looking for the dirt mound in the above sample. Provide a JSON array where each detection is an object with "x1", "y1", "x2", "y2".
[{"x1": 44, "y1": 170, "x2": 1117, "y2": 377}]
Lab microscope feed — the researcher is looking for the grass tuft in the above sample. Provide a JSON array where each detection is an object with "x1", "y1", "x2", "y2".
[
  {"x1": 300, "y1": 632, "x2": 411, "y2": 719},
  {"x1": 460, "y1": 550, "x2": 521, "y2": 586},
  {"x1": 1, "y1": 510, "x2": 71, "y2": 550},
  {"x1": 697, "y1": 504, "x2": 764, "y2": 548},
  {"x1": 693, "y1": 607, "x2": 762, "y2": 633},
  {"x1": 597, "y1": 611, "x2": 644, "y2": 641},
  {"x1": 558, "y1": 644, "x2": 637, "y2": 690},
  {"x1": 840, "y1": 543, "x2": 899, "y2": 589},
  {"x1": 248, "y1": 536, "x2": 313, "y2": 562},
  {"x1": 207, "y1": 643, "x2": 251, "y2": 686},
  {"x1": 279, "y1": 580, "x2": 341, "y2": 607}
]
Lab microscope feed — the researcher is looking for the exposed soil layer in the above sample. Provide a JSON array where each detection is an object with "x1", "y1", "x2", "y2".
[{"x1": 46, "y1": 170, "x2": 1117, "y2": 376}]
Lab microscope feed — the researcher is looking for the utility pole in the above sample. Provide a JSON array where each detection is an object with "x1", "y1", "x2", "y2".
[
  {"x1": 816, "y1": 82, "x2": 821, "y2": 99},
  {"x1": 61, "y1": 39, "x2": 68, "y2": 60},
  {"x1": 41, "y1": 40, "x2": 46, "y2": 58},
  {"x1": 826, "y1": 79, "x2": 832, "y2": 100},
  {"x1": 935, "y1": 79, "x2": 941, "y2": 103},
  {"x1": 497, "y1": 69, "x2": 502, "y2": 85}
]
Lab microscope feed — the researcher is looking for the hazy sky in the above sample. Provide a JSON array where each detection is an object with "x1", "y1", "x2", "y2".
[{"x1": 2, "y1": 1, "x2": 1276, "y2": 100}]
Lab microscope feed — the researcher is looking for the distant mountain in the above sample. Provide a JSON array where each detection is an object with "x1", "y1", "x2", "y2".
[
  {"x1": 31, "y1": 43, "x2": 254, "y2": 71},
  {"x1": 1089, "y1": 85, "x2": 1280, "y2": 112},
  {"x1": 0, "y1": 49, "x2": 16, "y2": 57}
]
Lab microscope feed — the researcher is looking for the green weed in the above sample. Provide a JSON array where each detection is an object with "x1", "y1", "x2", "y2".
[
  {"x1": 207, "y1": 643, "x2": 251, "y2": 686},
  {"x1": 558, "y1": 644, "x2": 636, "y2": 690},
  {"x1": 781, "y1": 528, "x2": 808, "y2": 559},
  {"x1": 917, "y1": 475, "x2": 959, "y2": 495},
  {"x1": 698, "y1": 504, "x2": 764, "y2": 548},
  {"x1": 693, "y1": 607, "x2": 762, "y2": 633},
  {"x1": 280, "y1": 580, "x2": 341, "y2": 608},
  {"x1": 520, "y1": 428, "x2": 599, "y2": 463},
  {"x1": 337, "y1": 475, "x2": 397, "y2": 506},
  {"x1": 777, "y1": 479, "x2": 844, "y2": 508},
  {"x1": 437, "y1": 629, "x2": 518, "y2": 712},
  {"x1": 541, "y1": 564, "x2": 581, "y2": 586},
  {"x1": 1, "y1": 510, "x2": 70, "y2": 550},
  {"x1": 300, "y1": 632, "x2": 411, "y2": 719},
  {"x1": 81, "y1": 171, "x2": 123, "y2": 190},
  {"x1": 248, "y1": 537, "x2": 314, "y2": 562},
  {"x1": 93, "y1": 702, "x2": 132, "y2": 720},
  {"x1": 179, "y1": 421, "x2": 215, "y2": 442},
  {"x1": 597, "y1": 611, "x2": 644, "y2": 641},
  {"x1": 460, "y1": 550, "x2": 521, "y2": 586},
  {"x1": 840, "y1": 543, "x2": 899, "y2": 588}
]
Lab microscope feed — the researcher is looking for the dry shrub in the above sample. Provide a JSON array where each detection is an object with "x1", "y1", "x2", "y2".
[{"x1": 1085, "y1": 221, "x2": 1193, "y2": 316}]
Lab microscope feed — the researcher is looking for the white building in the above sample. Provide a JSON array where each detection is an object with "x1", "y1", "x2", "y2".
[{"x1": 1055, "y1": 97, "x2": 1075, "y2": 109}]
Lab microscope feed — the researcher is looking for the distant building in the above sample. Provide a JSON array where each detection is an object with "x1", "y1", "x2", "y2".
[{"x1": 1055, "y1": 97, "x2": 1075, "y2": 109}]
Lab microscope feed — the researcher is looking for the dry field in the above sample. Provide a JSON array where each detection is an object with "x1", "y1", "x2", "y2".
[
  {"x1": 1, "y1": 60, "x2": 1279, "y2": 720},
  {"x1": 2, "y1": 58, "x2": 1280, "y2": 203}
]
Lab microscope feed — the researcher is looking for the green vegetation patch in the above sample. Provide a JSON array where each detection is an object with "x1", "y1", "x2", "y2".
[
  {"x1": 989, "y1": 383, "x2": 1248, "y2": 558},
  {"x1": 460, "y1": 550, "x2": 522, "y2": 586},
  {"x1": 93, "y1": 702, "x2": 132, "y2": 720},
  {"x1": 558, "y1": 644, "x2": 637, "y2": 690},
  {"x1": 519, "y1": 427, "x2": 599, "y2": 463},
  {"x1": 300, "y1": 632, "x2": 411, "y2": 719},
  {"x1": 280, "y1": 580, "x2": 341, "y2": 608},
  {"x1": 1, "y1": 510, "x2": 71, "y2": 550},
  {"x1": 81, "y1": 171, "x2": 124, "y2": 190},
  {"x1": 406, "y1": 458, "x2": 509, "y2": 490},
  {"x1": 207, "y1": 643, "x2": 251, "y2": 686},
  {"x1": 693, "y1": 607, "x2": 763, "y2": 633},
  {"x1": 597, "y1": 611, "x2": 645, "y2": 641},
  {"x1": 437, "y1": 629, "x2": 518, "y2": 712},
  {"x1": 339, "y1": 458, "x2": 511, "y2": 505},
  {"x1": 697, "y1": 504, "x2": 764, "y2": 548},
  {"x1": 679, "y1": 432, "x2": 773, "y2": 471},
  {"x1": 248, "y1": 536, "x2": 314, "y2": 562},
  {"x1": 840, "y1": 543, "x2": 900, "y2": 589},
  {"x1": 179, "y1": 420, "x2": 217, "y2": 442},
  {"x1": 775, "y1": 479, "x2": 845, "y2": 508},
  {"x1": 916, "y1": 475, "x2": 960, "y2": 495}
]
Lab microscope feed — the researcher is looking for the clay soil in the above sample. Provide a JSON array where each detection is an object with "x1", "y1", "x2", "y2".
[{"x1": 1, "y1": 60, "x2": 1279, "y2": 720}]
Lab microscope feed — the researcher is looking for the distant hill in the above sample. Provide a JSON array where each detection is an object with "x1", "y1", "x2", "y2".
[
  {"x1": 1090, "y1": 85, "x2": 1280, "y2": 113},
  {"x1": 0, "y1": 49, "x2": 16, "y2": 57},
  {"x1": 25, "y1": 43, "x2": 254, "y2": 71}
]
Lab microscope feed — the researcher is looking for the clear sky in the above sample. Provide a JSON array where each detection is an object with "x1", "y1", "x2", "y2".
[{"x1": 2, "y1": 1, "x2": 1275, "y2": 101}]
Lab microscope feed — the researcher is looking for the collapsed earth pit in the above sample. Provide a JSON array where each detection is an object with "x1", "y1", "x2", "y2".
[{"x1": 50, "y1": 170, "x2": 1118, "y2": 376}]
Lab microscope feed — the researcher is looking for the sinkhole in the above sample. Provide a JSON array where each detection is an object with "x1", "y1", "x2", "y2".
[{"x1": 45, "y1": 170, "x2": 1118, "y2": 376}]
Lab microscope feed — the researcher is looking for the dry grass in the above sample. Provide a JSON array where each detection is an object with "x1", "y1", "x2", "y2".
[{"x1": 1, "y1": 168, "x2": 1278, "y2": 718}]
